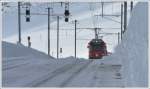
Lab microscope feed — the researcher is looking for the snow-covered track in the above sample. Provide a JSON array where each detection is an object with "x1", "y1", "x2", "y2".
[
  {"x1": 2, "y1": 62, "x2": 29, "y2": 71},
  {"x1": 59, "y1": 61, "x2": 92, "y2": 87},
  {"x1": 26, "y1": 63, "x2": 78, "y2": 87},
  {"x1": 3, "y1": 56, "x2": 31, "y2": 62},
  {"x1": 26, "y1": 60, "x2": 92, "y2": 87}
]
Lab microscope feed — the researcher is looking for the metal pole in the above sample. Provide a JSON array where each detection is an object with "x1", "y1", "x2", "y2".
[
  {"x1": 27, "y1": 36, "x2": 31, "y2": 48},
  {"x1": 95, "y1": 28, "x2": 98, "y2": 39},
  {"x1": 121, "y1": 4, "x2": 123, "y2": 40},
  {"x1": 18, "y1": 2, "x2": 21, "y2": 43},
  {"x1": 118, "y1": 32, "x2": 120, "y2": 44},
  {"x1": 75, "y1": 20, "x2": 77, "y2": 58},
  {"x1": 101, "y1": 2, "x2": 104, "y2": 17},
  {"x1": 48, "y1": 8, "x2": 50, "y2": 55},
  {"x1": 130, "y1": 1, "x2": 133, "y2": 12},
  {"x1": 57, "y1": 16, "x2": 59, "y2": 59},
  {"x1": 94, "y1": 28, "x2": 96, "y2": 39},
  {"x1": 123, "y1": 1, "x2": 127, "y2": 33}
]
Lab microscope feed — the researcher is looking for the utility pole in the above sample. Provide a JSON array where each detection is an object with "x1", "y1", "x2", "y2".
[
  {"x1": 27, "y1": 36, "x2": 31, "y2": 48},
  {"x1": 94, "y1": 28, "x2": 98, "y2": 39},
  {"x1": 20, "y1": 10, "x2": 64, "y2": 58},
  {"x1": 130, "y1": 1, "x2": 133, "y2": 12},
  {"x1": 18, "y1": 2, "x2": 21, "y2": 43},
  {"x1": 121, "y1": 4, "x2": 123, "y2": 40},
  {"x1": 75, "y1": 20, "x2": 77, "y2": 58},
  {"x1": 101, "y1": 2, "x2": 104, "y2": 17},
  {"x1": 118, "y1": 32, "x2": 120, "y2": 44},
  {"x1": 123, "y1": 1, "x2": 127, "y2": 33},
  {"x1": 47, "y1": 7, "x2": 51, "y2": 55},
  {"x1": 57, "y1": 16, "x2": 59, "y2": 59}
]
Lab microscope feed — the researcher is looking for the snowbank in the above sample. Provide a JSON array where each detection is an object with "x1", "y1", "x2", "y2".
[
  {"x1": 120, "y1": 2, "x2": 148, "y2": 87},
  {"x1": 98, "y1": 2, "x2": 148, "y2": 87},
  {"x1": 2, "y1": 41, "x2": 90, "y2": 87},
  {"x1": 2, "y1": 41, "x2": 54, "y2": 59}
]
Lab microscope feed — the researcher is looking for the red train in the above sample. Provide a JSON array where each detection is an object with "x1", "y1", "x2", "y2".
[{"x1": 87, "y1": 39, "x2": 107, "y2": 59}]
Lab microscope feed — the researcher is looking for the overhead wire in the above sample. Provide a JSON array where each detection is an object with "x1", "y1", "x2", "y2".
[{"x1": 89, "y1": 2, "x2": 95, "y2": 28}]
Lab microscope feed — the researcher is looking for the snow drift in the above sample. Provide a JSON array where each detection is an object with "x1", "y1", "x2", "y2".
[
  {"x1": 98, "y1": 2, "x2": 148, "y2": 87},
  {"x1": 120, "y1": 2, "x2": 148, "y2": 87},
  {"x1": 2, "y1": 41, "x2": 90, "y2": 87},
  {"x1": 2, "y1": 41, "x2": 54, "y2": 59}
]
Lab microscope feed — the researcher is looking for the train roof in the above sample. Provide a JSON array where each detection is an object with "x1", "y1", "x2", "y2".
[
  {"x1": 89, "y1": 39, "x2": 106, "y2": 45},
  {"x1": 90, "y1": 39, "x2": 104, "y2": 43}
]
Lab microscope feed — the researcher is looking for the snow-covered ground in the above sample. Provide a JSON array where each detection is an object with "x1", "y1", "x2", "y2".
[
  {"x1": 2, "y1": 2, "x2": 148, "y2": 88},
  {"x1": 2, "y1": 41, "x2": 122, "y2": 87},
  {"x1": 2, "y1": 41, "x2": 90, "y2": 87}
]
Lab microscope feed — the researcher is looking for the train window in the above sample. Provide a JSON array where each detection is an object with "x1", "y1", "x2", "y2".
[{"x1": 90, "y1": 45, "x2": 105, "y2": 51}]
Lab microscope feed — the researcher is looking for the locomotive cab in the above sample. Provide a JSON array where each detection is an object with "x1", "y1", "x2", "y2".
[{"x1": 88, "y1": 39, "x2": 107, "y2": 59}]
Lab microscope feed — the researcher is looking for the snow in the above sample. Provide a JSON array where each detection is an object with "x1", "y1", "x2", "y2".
[
  {"x1": 2, "y1": 41, "x2": 92, "y2": 87},
  {"x1": 100, "y1": 2, "x2": 148, "y2": 87},
  {"x1": 120, "y1": 2, "x2": 148, "y2": 87},
  {"x1": 2, "y1": 41, "x2": 122, "y2": 87},
  {"x1": 2, "y1": 2, "x2": 148, "y2": 87}
]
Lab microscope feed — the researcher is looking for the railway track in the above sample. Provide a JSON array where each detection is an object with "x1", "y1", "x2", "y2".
[
  {"x1": 59, "y1": 61, "x2": 92, "y2": 87},
  {"x1": 2, "y1": 62, "x2": 30, "y2": 71},
  {"x1": 26, "y1": 60, "x2": 92, "y2": 87}
]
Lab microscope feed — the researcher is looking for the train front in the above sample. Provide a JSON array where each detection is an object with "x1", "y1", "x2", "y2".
[{"x1": 87, "y1": 39, "x2": 107, "y2": 59}]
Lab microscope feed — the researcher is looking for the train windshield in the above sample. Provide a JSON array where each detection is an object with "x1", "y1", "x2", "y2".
[
  {"x1": 88, "y1": 39, "x2": 106, "y2": 51},
  {"x1": 90, "y1": 44, "x2": 106, "y2": 51}
]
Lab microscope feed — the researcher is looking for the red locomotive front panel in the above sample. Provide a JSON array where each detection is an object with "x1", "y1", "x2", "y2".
[{"x1": 88, "y1": 39, "x2": 107, "y2": 59}]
